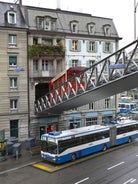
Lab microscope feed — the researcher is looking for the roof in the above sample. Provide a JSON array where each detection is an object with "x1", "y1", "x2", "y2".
[
  {"x1": 42, "y1": 124, "x2": 109, "y2": 140},
  {"x1": 0, "y1": 2, "x2": 121, "y2": 39},
  {"x1": 41, "y1": 119, "x2": 138, "y2": 139},
  {"x1": 25, "y1": 5, "x2": 120, "y2": 39},
  {"x1": 0, "y1": 1, "x2": 28, "y2": 29}
]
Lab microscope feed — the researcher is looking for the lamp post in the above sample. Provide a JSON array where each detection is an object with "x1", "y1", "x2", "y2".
[{"x1": 134, "y1": 0, "x2": 138, "y2": 40}]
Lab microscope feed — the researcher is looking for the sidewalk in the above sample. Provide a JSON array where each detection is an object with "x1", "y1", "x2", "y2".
[{"x1": 0, "y1": 142, "x2": 42, "y2": 174}]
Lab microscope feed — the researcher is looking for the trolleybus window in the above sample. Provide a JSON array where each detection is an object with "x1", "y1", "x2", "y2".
[
  {"x1": 117, "y1": 124, "x2": 138, "y2": 135},
  {"x1": 58, "y1": 130, "x2": 109, "y2": 153},
  {"x1": 41, "y1": 138, "x2": 58, "y2": 154}
]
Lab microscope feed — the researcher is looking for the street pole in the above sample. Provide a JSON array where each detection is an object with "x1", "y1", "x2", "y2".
[{"x1": 134, "y1": 0, "x2": 138, "y2": 40}]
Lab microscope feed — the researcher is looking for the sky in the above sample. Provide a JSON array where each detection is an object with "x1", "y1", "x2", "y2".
[{"x1": 1, "y1": 0, "x2": 137, "y2": 48}]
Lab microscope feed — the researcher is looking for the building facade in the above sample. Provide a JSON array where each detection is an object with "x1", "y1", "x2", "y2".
[
  {"x1": 0, "y1": 2, "x2": 28, "y2": 141},
  {"x1": 0, "y1": 1, "x2": 121, "y2": 140},
  {"x1": 25, "y1": 5, "x2": 121, "y2": 137}
]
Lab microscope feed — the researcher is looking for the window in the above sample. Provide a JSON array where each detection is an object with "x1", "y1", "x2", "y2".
[
  {"x1": 42, "y1": 60, "x2": 48, "y2": 71},
  {"x1": 105, "y1": 27, "x2": 109, "y2": 35},
  {"x1": 103, "y1": 24, "x2": 111, "y2": 36},
  {"x1": 103, "y1": 42, "x2": 113, "y2": 53},
  {"x1": 7, "y1": 11, "x2": 16, "y2": 24},
  {"x1": 10, "y1": 99, "x2": 18, "y2": 111},
  {"x1": 37, "y1": 17, "x2": 44, "y2": 29},
  {"x1": 88, "y1": 23, "x2": 95, "y2": 34},
  {"x1": 105, "y1": 98, "x2": 110, "y2": 108},
  {"x1": 33, "y1": 37, "x2": 38, "y2": 45},
  {"x1": 36, "y1": 16, "x2": 56, "y2": 31},
  {"x1": 42, "y1": 38, "x2": 52, "y2": 45},
  {"x1": 117, "y1": 124, "x2": 138, "y2": 135},
  {"x1": 89, "y1": 60, "x2": 95, "y2": 67},
  {"x1": 87, "y1": 41, "x2": 98, "y2": 52},
  {"x1": 71, "y1": 60, "x2": 78, "y2": 67},
  {"x1": 89, "y1": 102, "x2": 94, "y2": 110},
  {"x1": 44, "y1": 19, "x2": 51, "y2": 30},
  {"x1": 72, "y1": 24, "x2": 77, "y2": 32},
  {"x1": 89, "y1": 41, "x2": 95, "y2": 51},
  {"x1": 72, "y1": 40, "x2": 78, "y2": 51},
  {"x1": 8, "y1": 34, "x2": 17, "y2": 47},
  {"x1": 89, "y1": 25, "x2": 94, "y2": 33},
  {"x1": 69, "y1": 40, "x2": 81, "y2": 51},
  {"x1": 86, "y1": 117, "x2": 97, "y2": 126},
  {"x1": 33, "y1": 60, "x2": 38, "y2": 71},
  {"x1": 9, "y1": 56, "x2": 17, "y2": 69},
  {"x1": 86, "y1": 60, "x2": 95, "y2": 74},
  {"x1": 71, "y1": 23, "x2": 78, "y2": 33},
  {"x1": 58, "y1": 129, "x2": 109, "y2": 153},
  {"x1": 10, "y1": 77, "x2": 17, "y2": 89},
  {"x1": 70, "y1": 21, "x2": 78, "y2": 33},
  {"x1": 105, "y1": 43, "x2": 110, "y2": 52}
]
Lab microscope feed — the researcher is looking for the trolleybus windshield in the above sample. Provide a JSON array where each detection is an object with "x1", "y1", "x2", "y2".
[{"x1": 41, "y1": 137, "x2": 58, "y2": 154}]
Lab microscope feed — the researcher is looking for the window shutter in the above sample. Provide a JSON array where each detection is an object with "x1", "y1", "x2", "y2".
[
  {"x1": 102, "y1": 42, "x2": 106, "y2": 53},
  {"x1": 69, "y1": 40, "x2": 72, "y2": 51},
  {"x1": 86, "y1": 41, "x2": 89, "y2": 52},
  {"x1": 86, "y1": 60, "x2": 90, "y2": 68},
  {"x1": 110, "y1": 43, "x2": 113, "y2": 53},
  {"x1": 68, "y1": 60, "x2": 72, "y2": 68},
  {"x1": 77, "y1": 40, "x2": 81, "y2": 51},
  {"x1": 78, "y1": 60, "x2": 81, "y2": 66},
  {"x1": 95, "y1": 41, "x2": 98, "y2": 53}
]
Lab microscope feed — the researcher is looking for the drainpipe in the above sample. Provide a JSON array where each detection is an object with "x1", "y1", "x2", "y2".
[{"x1": 27, "y1": 30, "x2": 31, "y2": 137}]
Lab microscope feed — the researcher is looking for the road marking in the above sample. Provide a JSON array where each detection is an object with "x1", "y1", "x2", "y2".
[
  {"x1": 107, "y1": 161, "x2": 125, "y2": 170},
  {"x1": 136, "y1": 155, "x2": 138, "y2": 157},
  {"x1": 123, "y1": 178, "x2": 136, "y2": 184},
  {"x1": 32, "y1": 163, "x2": 52, "y2": 172},
  {"x1": 0, "y1": 161, "x2": 39, "y2": 175},
  {"x1": 74, "y1": 177, "x2": 89, "y2": 184}
]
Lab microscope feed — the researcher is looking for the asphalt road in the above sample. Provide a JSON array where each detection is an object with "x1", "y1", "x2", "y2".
[{"x1": 0, "y1": 140, "x2": 138, "y2": 184}]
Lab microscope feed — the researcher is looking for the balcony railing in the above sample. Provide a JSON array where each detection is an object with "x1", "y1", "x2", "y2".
[
  {"x1": 30, "y1": 69, "x2": 62, "y2": 78},
  {"x1": 29, "y1": 44, "x2": 65, "y2": 59}
]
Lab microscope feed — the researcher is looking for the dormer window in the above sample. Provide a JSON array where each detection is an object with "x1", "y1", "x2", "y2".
[
  {"x1": 103, "y1": 24, "x2": 111, "y2": 36},
  {"x1": 36, "y1": 16, "x2": 56, "y2": 31},
  {"x1": 72, "y1": 23, "x2": 77, "y2": 32},
  {"x1": 88, "y1": 22, "x2": 95, "y2": 34},
  {"x1": 44, "y1": 18, "x2": 51, "y2": 30},
  {"x1": 7, "y1": 11, "x2": 16, "y2": 24},
  {"x1": 70, "y1": 21, "x2": 78, "y2": 33}
]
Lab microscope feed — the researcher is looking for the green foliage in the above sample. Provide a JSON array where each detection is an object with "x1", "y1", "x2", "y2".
[{"x1": 29, "y1": 44, "x2": 65, "y2": 58}]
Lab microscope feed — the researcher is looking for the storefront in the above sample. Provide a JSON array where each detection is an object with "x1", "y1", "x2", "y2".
[
  {"x1": 102, "y1": 110, "x2": 115, "y2": 124},
  {"x1": 67, "y1": 113, "x2": 82, "y2": 129},
  {"x1": 39, "y1": 116, "x2": 59, "y2": 137}
]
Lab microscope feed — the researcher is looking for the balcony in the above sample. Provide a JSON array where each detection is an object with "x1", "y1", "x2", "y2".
[
  {"x1": 29, "y1": 44, "x2": 65, "y2": 59},
  {"x1": 30, "y1": 69, "x2": 63, "y2": 79}
]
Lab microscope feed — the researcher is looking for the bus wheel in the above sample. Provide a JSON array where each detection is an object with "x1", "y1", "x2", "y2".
[
  {"x1": 128, "y1": 137, "x2": 132, "y2": 143},
  {"x1": 103, "y1": 144, "x2": 107, "y2": 151},
  {"x1": 71, "y1": 153, "x2": 76, "y2": 161}
]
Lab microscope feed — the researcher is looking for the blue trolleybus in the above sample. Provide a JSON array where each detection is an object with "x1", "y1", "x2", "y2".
[
  {"x1": 118, "y1": 102, "x2": 137, "y2": 113},
  {"x1": 41, "y1": 119, "x2": 138, "y2": 164}
]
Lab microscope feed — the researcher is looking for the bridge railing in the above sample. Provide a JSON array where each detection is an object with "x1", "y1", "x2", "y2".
[{"x1": 35, "y1": 40, "x2": 138, "y2": 114}]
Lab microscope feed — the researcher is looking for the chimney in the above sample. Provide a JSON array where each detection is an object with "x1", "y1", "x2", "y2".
[
  {"x1": 57, "y1": 0, "x2": 61, "y2": 10},
  {"x1": 19, "y1": 0, "x2": 22, "y2": 5},
  {"x1": 15, "y1": 0, "x2": 22, "y2": 5}
]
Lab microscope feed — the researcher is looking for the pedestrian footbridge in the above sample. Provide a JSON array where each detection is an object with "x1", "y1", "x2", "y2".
[{"x1": 35, "y1": 40, "x2": 138, "y2": 115}]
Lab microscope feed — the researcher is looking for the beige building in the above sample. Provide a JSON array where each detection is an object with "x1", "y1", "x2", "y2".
[{"x1": 0, "y1": 2, "x2": 28, "y2": 141}]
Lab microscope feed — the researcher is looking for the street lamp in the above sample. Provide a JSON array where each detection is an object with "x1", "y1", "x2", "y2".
[{"x1": 134, "y1": 0, "x2": 138, "y2": 40}]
